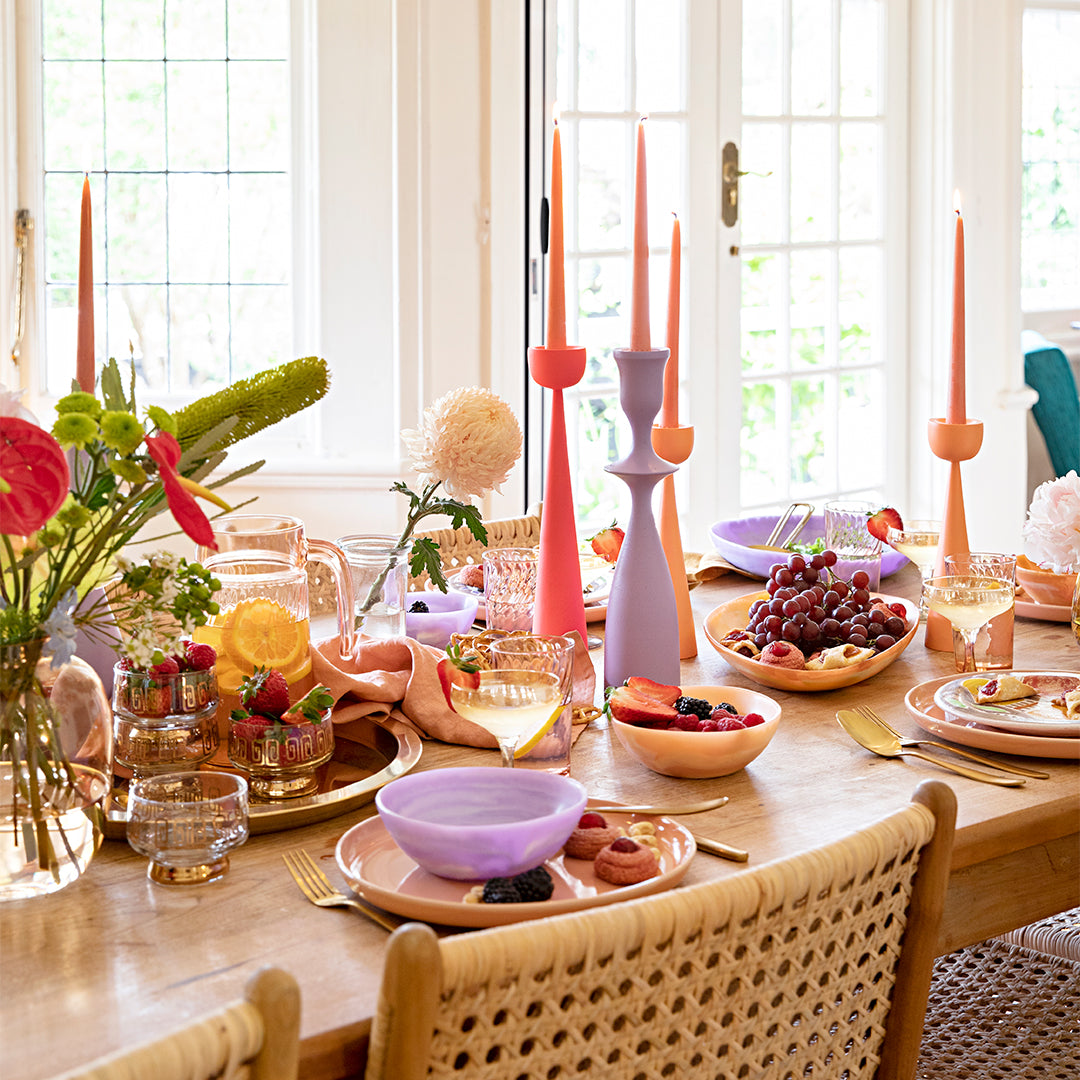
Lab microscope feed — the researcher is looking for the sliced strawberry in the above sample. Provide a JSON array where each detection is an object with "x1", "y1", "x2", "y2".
[
  {"x1": 589, "y1": 523, "x2": 625, "y2": 564},
  {"x1": 437, "y1": 645, "x2": 481, "y2": 710},
  {"x1": 607, "y1": 686, "x2": 678, "y2": 728},
  {"x1": 867, "y1": 506, "x2": 903, "y2": 543},
  {"x1": 624, "y1": 675, "x2": 681, "y2": 706}
]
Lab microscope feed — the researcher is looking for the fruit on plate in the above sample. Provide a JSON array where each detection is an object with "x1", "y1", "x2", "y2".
[
  {"x1": 589, "y1": 523, "x2": 625, "y2": 564},
  {"x1": 721, "y1": 549, "x2": 910, "y2": 663},
  {"x1": 607, "y1": 678, "x2": 763, "y2": 733},
  {"x1": 867, "y1": 506, "x2": 903, "y2": 543},
  {"x1": 607, "y1": 685, "x2": 678, "y2": 728},
  {"x1": 758, "y1": 641, "x2": 806, "y2": 670}
]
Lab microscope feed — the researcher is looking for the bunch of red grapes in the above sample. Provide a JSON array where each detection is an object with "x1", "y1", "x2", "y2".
[{"x1": 744, "y1": 550, "x2": 908, "y2": 657}]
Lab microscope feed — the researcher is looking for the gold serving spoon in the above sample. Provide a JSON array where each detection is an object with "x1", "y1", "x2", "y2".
[{"x1": 588, "y1": 795, "x2": 730, "y2": 815}]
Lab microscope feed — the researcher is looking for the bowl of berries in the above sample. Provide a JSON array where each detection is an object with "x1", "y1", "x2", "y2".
[
  {"x1": 227, "y1": 669, "x2": 336, "y2": 799},
  {"x1": 703, "y1": 550, "x2": 919, "y2": 692},
  {"x1": 112, "y1": 641, "x2": 220, "y2": 775},
  {"x1": 405, "y1": 591, "x2": 480, "y2": 650},
  {"x1": 607, "y1": 680, "x2": 781, "y2": 779}
]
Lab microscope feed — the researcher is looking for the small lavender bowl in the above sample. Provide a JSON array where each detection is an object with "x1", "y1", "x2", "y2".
[
  {"x1": 375, "y1": 767, "x2": 587, "y2": 880},
  {"x1": 405, "y1": 591, "x2": 480, "y2": 650}
]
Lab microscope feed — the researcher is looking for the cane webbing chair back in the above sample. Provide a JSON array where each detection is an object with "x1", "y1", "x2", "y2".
[
  {"x1": 364, "y1": 781, "x2": 955, "y2": 1080},
  {"x1": 409, "y1": 511, "x2": 542, "y2": 588},
  {"x1": 51, "y1": 968, "x2": 300, "y2": 1080}
]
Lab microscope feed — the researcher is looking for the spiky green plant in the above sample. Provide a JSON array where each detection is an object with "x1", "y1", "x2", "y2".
[{"x1": 174, "y1": 357, "x2": 330, "y2": 455}]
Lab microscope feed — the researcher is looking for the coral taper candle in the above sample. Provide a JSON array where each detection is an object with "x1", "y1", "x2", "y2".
[
  {"x1": 661, "y1": 212, "x2": 680, "y2": 426},
  {"x1": 546, "y1": 110, "x2": 567, "y2": 350},
  {"x1": 630, "y1": 118, "x2": 651, "y2": 351},
  {"x1": 947, "y1": 193, "x2": 965, "y2": 424},
  {"x1": 76, "y1": 174, "x2": 95, "y2": 392}
]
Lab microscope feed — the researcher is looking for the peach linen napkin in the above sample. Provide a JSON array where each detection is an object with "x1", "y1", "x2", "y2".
[{"x1": 311, "y1": 630, "x2": 597, "y2": 749}]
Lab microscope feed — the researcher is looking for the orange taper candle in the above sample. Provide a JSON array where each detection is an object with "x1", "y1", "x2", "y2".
[
  {"x1": 630, "y1": 117, "x2": 651, "y2": 351},
  {"x1": 546, "y1": 111, "x2": 567, "y2": 350},
  {"x1": 946, "y1": 193, "x2": 965, "y2": 424},
  {"x1": 76, "y1": 174, "x2": 95, "y2": 392},
  {"x1": 661, "y1": 212, "x2": 680, "y2": 426}
]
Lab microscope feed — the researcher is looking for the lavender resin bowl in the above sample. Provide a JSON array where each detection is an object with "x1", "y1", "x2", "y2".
[
  {"x1": 709, "y1": 513, "x2": 908, "y2": 581},
  {"x1": 374, "y1": 767, "x2": 587, "y2": 880},
  {"x1": 405, "y1": 591, "x2": 480, "y2": 650}
]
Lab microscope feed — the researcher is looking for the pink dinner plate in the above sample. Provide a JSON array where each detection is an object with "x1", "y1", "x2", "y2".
[
  {"x1": 335, "y1": 801, "x2": 696, "y2": 928},
  {"x1": 703, "y1": 591, "x2": 919, "y2": 692},
  {"x1": 1014, "y1": 595, "x2": 1071, "y2": 622},
  {"x1": 904, "y1": 674, "x2": 1080, "y2": 760}
]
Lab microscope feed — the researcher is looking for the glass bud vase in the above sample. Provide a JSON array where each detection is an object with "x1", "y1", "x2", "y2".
[
  {"x1": 0, "y1": 640, "x2": 113, "y2": 900},
  {"x1": 336, "y1": 534, "x2": 411, "y2": 640}
]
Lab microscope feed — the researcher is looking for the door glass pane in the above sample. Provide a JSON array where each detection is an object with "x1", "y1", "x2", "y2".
[{"x1": 743, "y1": 0, "x2": 783, "y2": 117}]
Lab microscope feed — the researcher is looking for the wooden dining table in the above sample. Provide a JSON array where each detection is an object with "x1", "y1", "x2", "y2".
[{"x1": 3, "y1": 564, "x2": 1077, "y2": 1080}]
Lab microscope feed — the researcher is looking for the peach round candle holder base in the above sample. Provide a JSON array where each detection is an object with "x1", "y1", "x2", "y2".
[
  {"x1": 925, "y1": 417, "x2": 985, "y2": 651},
  {"x1": 650, "y1": 424, "x2": 695, "y2": 465},
  {"x1": 528, "y1": 345, "x2": 587, "y2": 389}
]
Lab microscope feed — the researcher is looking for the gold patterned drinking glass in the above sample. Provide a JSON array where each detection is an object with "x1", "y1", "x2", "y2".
[
  {"x1": 944, "y1": 553, "x2": 1017, "y2": 670},
  {"x1": 923, "y1": 575, "x2": 1016, "y2": 674}
]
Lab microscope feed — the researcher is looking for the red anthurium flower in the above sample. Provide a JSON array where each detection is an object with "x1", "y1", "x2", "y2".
[
  {"x1": 144, "y1": 432, "x2": 218, "y2": 550},
  {"x1": 0, "y1": 416, "x2": 70, "y2": 535}
]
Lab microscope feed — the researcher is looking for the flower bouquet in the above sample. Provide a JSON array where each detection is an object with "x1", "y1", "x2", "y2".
[
  {"x1": 1018, "y1": 471, "x2": 1080, "y2": 606},
  {"x1": 0, "y1": 357, "x2": 329, "y2": 897}
]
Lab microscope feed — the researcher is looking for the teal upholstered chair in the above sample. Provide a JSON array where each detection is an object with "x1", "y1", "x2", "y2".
[{"x1": 1023, "y1": 330, "x2": 1080, "y2": 477}]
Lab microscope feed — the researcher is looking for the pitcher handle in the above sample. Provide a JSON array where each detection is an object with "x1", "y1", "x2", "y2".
[{"x1": 308, "y1": 539, "x2": 356, "y2": 662}]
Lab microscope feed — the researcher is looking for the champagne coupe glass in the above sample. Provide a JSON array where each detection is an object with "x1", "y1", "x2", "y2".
[
  {"x1": 449, "y1": 635, "x2": 573, "y2": 768},
  {"x1": 885, "y1": 520, "x2": 941, "y2": 621},
  {"x1": 923, "y1": 575, "x2": 1016, "y2": 673}
]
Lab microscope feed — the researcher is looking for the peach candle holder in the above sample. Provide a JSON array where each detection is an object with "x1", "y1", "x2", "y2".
[
  {"x1": 651, "y1": 424, "x2": 697, "y2": 658},
  {"x1": 528, "y1": 344, "x2": 589, "y2": 641},
  {"x1": 925, "y1": 417, "x2": 984, "y2": 650}
]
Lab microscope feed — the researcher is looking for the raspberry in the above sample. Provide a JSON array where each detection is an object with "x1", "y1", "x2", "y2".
[
  {"x1": 670, "y1": 714, "x2": 703, "y2": 732},
  {"x1": 117, "y1": 656, "x2": 134, "y2": 671},
  {"x1": 185, "y1": 642, "x2": 217, "y2": 671},
  {"x1": 409, "y1": 600, "x2": 429, "y2": 613},
  {"x1": 608, "y1": 837, "x2": 640, "y2": 853},
  {"x1": 577, "y1": 812, "x2": 608, "y2": 829},
  {"x1": 712, "y1": 715, "x2": 746, "y2": 732},
  {"x1": 240, "y1": 668, "x2": 291, "y2": 718},
  {"x1": 699, "y1": 719, "x2": 719, "y2": 732},
  {"x1": 673, "y1": 696, "x2": 713, "y2": 719},
  {"x1": 741, "y1": 713, "x2": 765, "y2": 728},
  {"x1": 510, "y1": 866, "x2": 554, "y2": 902},
  {"x1": 481, "y1": 878, "x2": 522, "y2": 904},
  {"x1": 149, "y1": 656, "x2": 180, "y2": 676},
  {"x1": 710, "y1": 703, "x2": 738, "y2": 720}
]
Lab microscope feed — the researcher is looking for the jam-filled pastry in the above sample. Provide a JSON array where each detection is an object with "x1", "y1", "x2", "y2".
[
  {"x1": 805, "y1": 643, "x2": 874, "y2": 670},
  {"x1": 1051, "y1": 689, "x2": 1080, "y2": 717},
  {"x1": 593, "y1": 837, "x2": 659, "y2": 885},
  {"x1": 564, "y1": 812, "x2": 622, "y2": 860},
  {"x1": 970, "y1": 675, "x2": 1037, "y2": 704},
  {"x1": 721, "y1": 631, "x2": 761, "y2": 658}
]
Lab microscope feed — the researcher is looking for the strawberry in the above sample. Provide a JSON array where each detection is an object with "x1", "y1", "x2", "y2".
[
  {"x1": 239, "y1": 667, "x2": 291, "y2": 718},
  {"x1": 290, "y1": 684, "x2": 334, "y2": 723},
  {"x1": 624, "y1": 675, "x2": 681, "y2": 706},
  {"x1": 437, "y1": 644, "x2": 482, "y2": 710},
  {"x1": 589, "y1": 523, "x2": 625, "y2": 564},
  {"x1": 185, "y1": 641, "x2": 217, "y2": 671},
  {"x1": 867, "y1": 506, "x2": 903, "y2": 543},
  {"x1": 606, "y1": 686, "x2": 678, "y2": 728}
]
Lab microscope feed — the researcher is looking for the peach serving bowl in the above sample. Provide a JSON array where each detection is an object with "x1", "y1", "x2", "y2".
[{"x1": 1015, "y1": 555, "x2": 1077, "y2": 607}]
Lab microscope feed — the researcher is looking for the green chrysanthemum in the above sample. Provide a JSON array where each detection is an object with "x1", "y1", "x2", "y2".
[
  {"x1": 54, "y1": 496, "x2": 91, "y2": 529},
  {"x1": 110, "y1": 459, "x2": 148, "y2": 484},
  {"x1": 145, "y1": 404, "x2": 177, "y2": 436},
  {"x1": 56, "y1": 391, "x2": 102, "y2": 420},
  {"x1": 36, "y1": 522, "x2": 65, "y2": 547},
  {"x1": 100, "y1": 410, "x2": 145, "y2": 454},
  {"x1": 51, "y1": 412, "x2": 99, "y2": 449}
]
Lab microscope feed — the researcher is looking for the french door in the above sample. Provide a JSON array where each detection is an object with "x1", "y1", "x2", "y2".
[{"x1": 533, "y1": 0, "x2": 908, "y2": 543}]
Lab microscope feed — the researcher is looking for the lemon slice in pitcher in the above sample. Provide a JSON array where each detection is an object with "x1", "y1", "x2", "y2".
[
  {"x1": 513, "y1": 703, "x2": 564, "y2": 759},
  {"x1": 220, "y1": 598, "x2": 310, "y2": 675}
]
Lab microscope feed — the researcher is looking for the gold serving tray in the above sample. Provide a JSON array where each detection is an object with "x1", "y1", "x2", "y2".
[{"x1": 103, "y1": 715, "x2": 423, "y2": 840}]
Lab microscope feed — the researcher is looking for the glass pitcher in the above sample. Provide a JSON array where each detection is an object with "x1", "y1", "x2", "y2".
[{"x1": 193, "y1": 515, "x2": 355, "y2": 741}]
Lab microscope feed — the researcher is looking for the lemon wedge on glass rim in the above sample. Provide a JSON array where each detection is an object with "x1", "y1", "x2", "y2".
[{"x1": 513, "y1": 702, "x2": 565, "y2": 758}]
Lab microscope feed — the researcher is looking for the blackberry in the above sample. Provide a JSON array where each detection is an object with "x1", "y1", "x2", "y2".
[
  {"x1": 713, "y1": 701, "x2": 738, "y2": 716},
  {"x1": 481, "y1": 877, "x2": 522, "y2": 904},
  {"x1": 674, "y1": 696, "x2": 713, "y2": 720},
  {"x1": 511, "y1": 866, "x2": 554, "y2": 902},
  {"x1": 409, "y1": 600, "x2": 430, "y2": 613}
]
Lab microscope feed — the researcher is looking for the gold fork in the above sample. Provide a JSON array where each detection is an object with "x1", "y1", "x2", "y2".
[
  {"x1": 282, "y1": 849, "x2": 400, "y2": 932},
  {"x1": 853, "y1": 705, "x2": 1050, "y2": 779}
]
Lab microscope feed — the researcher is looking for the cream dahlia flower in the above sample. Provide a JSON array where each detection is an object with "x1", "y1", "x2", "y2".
[
  {"x1": 401, "y1": 386, "x2": 522, "y2": 502},
  {"x1": 1022, "y1": 470, "x2": 1080, "y2": 573}
]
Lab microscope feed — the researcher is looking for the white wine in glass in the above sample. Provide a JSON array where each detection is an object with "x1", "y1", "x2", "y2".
[
  {"x1": 886, "y1": 520, "x2": 940, "y2": 621},
  {"x1": 924, "y1": 576, "x2": 1015, "y2": 673}
]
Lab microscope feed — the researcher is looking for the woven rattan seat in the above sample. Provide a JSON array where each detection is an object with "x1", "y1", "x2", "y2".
[
  {"x1": 994, "y1": 905, "x2": 1080, "y2": 962},
  {"x1": 917, "y1": 937, "x2": 1080, "y2": 1079},
  {"x1": 50, "y1": 968, "x2": 299, "y2": 1080},
  {"x1": 364, "y1": 780, "x2": 956, "y2": 1080}
]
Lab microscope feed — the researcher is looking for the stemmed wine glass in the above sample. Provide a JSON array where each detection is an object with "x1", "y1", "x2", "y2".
[
  {"x1": 449, "y1": 635, "x2": 574, "y2": 768},
  {"x1": 923, "y1": 575, "x2": 1016, "y2": 673},
  {"x1": 885, "y1": 519, "x2": 941, "y2": 621}
]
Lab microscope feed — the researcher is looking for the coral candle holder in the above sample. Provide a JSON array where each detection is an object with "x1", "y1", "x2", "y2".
[
  {"x1": 603, "y1": 348, "x2": 681, "y2": 688},
  {"x1": 528, "y1": 344, "x2": 589, "y2": 641},
  {"x1": 651, "y1": 424, "x2": 697, "y2": 658},
  {"x1": 925, "y1": 416, "x2": 984, "y2": 650}
]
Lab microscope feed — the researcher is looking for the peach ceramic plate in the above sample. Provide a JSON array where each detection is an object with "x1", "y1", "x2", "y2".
[
  {"x1": 905, "y1": 675, "x2": 1080, "y2": 760},
  {"x1": 703, "y1": 591, "x2": 919, "y2": 692},
  {"x1": 335, "y1": 800, "x2": 696, "y2": 928},
  {"x1": 1014, "y1": 592, "x2": 1071, "y2": 622}
]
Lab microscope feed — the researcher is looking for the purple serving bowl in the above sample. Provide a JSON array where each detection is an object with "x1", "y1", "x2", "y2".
[
  {"x1": 375, "y1": 767, "x2": 587, "y2": 880},
  {"x1": 405, "y1": 590, "x2": 480, "y2": 650},
  {"x1": 708, "y1": 513, "x2": 908, "y2": 581}
]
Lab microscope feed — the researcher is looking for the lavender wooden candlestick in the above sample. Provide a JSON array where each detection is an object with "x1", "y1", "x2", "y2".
[{"x1": 603, "y1": 347, "x2": 680, "y2": 688}]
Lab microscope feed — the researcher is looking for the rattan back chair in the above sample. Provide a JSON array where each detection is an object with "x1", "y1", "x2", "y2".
[
  {"x1": 364, "y1": 780, "x2": 955, "y2": 1080},
  {"x1": 52, "y1": 968, "x2": 300, "y2": 1080},
  {"x1": 409, "y1": 510, "x2": 542, "y2": 588}
]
